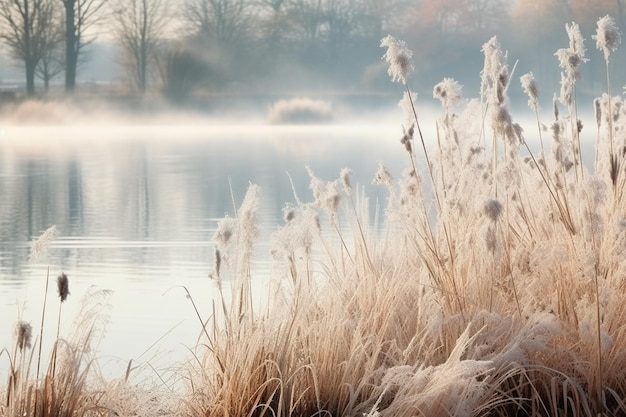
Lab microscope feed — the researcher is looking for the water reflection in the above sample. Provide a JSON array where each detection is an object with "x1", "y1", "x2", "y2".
[{"x1": 0, "y1": 123, "x2": 402, "y2": 371}]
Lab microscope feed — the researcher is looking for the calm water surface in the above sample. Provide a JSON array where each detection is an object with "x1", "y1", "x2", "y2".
[{"x1": 0, "y1": 122, "x2": 403, "y2": 380}]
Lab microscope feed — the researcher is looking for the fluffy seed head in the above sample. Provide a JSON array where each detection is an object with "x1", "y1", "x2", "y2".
[
  {"x1": 484, "y1": 199, "x2": 503, "y2": 222},
  {"x1": 520, "y1": 72, "x2": 539, "y2": 110},
  {"x1": 480, "y1": 36, "x2": 508, "y2": 104},
  {"x1": 340, "y1": 168, "x2": 352, "y2": 193},
  {"x1": 214, "y1": 248, "x2": 222, "y2": 278},
  {"x1": 57, "y1": 272, "x2": 70, "y2": 302},
  {"x1": 566, "y1": 22, "x2": 586, "y2": 58},
  {"x1": 214, "y1": 217, "x2": 236, "y2": 248},
  {"x1": 594, "y1": 15, "x2": 621, "y2": 61},
  {"x1": 30, "y1": 225, "x2": 58, "y2": 262},
  {"x1": 14, "y1": 321, "x2": 32, "y2": 351},
  {"x1": 380, "y1": 35, "x2": 414, "y2": 84}
]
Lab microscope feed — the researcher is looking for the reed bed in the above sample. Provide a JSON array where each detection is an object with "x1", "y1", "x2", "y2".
[
  {"x1": 4, "y1": 15, "x2": 626, "y2": 417},
  {"x1": 182, "y1": 15, "x2": 626, "y2": 417}
]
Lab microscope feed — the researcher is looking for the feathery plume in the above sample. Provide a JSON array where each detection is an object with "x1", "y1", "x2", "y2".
[
  {"x1": 555, "y1": 22, "x2": 586, "y2": 79},
  {"x1": 214, "y1": 216, "x2": 236, "y2": 248},
  {"x1": 29, "y1": 225, "x2": 58, "y2": 262},
  {"x1": 57, "y1": 272, "x2": 70, "y2": 302},
  {"x1": 380, "y1": 35, "x2": 414, "y2": 84},
  {"x1": 340, "y1": 168, "x2": 352, "y2": 194},
  {"x1": 307, "y1": 167, "x2": 341, "y2": 219},
  {"x1": 480, "y1": 36, "x2": 508, "y2": 104},
  {"x1": 594, "y1": 15, "x2": 621, "y2": 62},
  {"x1": 14, "y1": 320, "x2": 32, "y2": 351},
  {"x1": 556, "y1": 23, "x2": 587, "y2": 106},
  {"x1": 520, "y1": 72, "x2": 539, "y2": 111}
]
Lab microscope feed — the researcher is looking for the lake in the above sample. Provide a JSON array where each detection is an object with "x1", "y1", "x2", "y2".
[{"x1": 0, "y1": 121, "x2": 404, "y2": 382}]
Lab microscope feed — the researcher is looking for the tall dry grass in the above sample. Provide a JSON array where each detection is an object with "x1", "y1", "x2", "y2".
[
  {"x1": 181, "y1": 15, "x2": 626, "y2": 417},
  {"x1": 3, "y1": 14, "x2": 626, "y2": 417},
  {"x1": 1, "y1": 229, "x2": 176, "y2": 416}
]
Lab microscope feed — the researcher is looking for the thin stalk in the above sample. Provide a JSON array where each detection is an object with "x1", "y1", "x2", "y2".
[
  {"x1": 34, "y1": 267, "x2": 50, "y2": 416},
  {"x1": 570, "y1": 89, "x2": 584, "y2": 181},
  {"x1": 594, "y1": 268, "x2": 606, "y2": 415},
  {"x1": 522, "y1": 141, "x2": 576, "y2": 234},
  {"x1": 534, "y1": 107, "x2": 545, "y2": 157},
  {"x1": 346, "y1": 191, "x2": 375, "y2": 273},
  {"x1": 405, "y1": 84, "x2": 465, "y2": 321},
  {"x1": 405, "y1": 84, "x2": 442, "y2": 213},
  {"x1": 605, "y1": 61, "x2": 615, "y2": 158}
]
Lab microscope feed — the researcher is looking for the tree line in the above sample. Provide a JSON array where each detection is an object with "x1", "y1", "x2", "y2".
[{"x1": 1, "y1": 0, "x2": 625, "y2": 101}]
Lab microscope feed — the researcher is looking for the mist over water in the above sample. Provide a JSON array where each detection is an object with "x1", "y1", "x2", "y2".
[{"x1": 0, "y1": 112, "x2": 407, "y2": 379}]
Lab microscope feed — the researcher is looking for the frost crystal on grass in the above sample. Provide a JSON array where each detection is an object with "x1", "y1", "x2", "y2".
[{"x1": 380, "y1": 35, "x2": 413, "y2": 84}]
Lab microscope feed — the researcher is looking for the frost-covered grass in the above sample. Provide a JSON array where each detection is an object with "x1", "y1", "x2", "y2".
[
  {"x1": 4, "y1": 15, "x2": 626, "y2": 417},
  {"x1": 181, "y1": 16, "x2": 626, "y2": 417}
]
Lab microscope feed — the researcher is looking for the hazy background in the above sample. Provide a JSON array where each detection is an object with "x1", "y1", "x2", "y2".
[{"x1": 0, "y1": 0, "x2": 624, "y2": 117}]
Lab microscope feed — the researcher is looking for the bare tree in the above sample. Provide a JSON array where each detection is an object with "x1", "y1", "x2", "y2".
[
  {"x1": 0, "y1": 0, "x2": 58, "y2": 96},
  {"x1": 60, "y1": 0, "x2": 107, "y2": 93},
  {"x1": 183, "y1": 0, "x2": 251, "y2": 45},
  {"x1": 255, "y1": 0, "x2": 287, "y2": 48},
  {"x1": 35, "y1": 3, "x2": 64, "y2": 92},
  {"x1": 112, "y1": 0, "x2": 171, "y2": 94},
  {"x1": 286, "y1": 0, "x2": 325, "y2": 42}
]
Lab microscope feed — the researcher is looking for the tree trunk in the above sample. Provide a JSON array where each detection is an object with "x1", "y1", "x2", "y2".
[
  {"x1": 64, "y1": 0, "x2": 77, "y2": 93},
  {"x1": 25, "y1": 61, "x2": 36, "y2": 96},
  {"x1": 140, "y1": 45, "x2": 147, "y2": 94},
  {"x1": 24, "y1": 0, "x2": 34, "y2": 96}
]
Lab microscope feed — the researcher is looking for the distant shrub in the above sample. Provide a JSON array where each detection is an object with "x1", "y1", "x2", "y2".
[{"x1": 268, "y1": 97, "x2": 333, "y2": 124}]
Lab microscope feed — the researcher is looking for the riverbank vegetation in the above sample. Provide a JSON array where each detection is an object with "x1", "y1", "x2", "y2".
[{"x1": 3, "y1": 14, "x2": 626, "y2": 417}]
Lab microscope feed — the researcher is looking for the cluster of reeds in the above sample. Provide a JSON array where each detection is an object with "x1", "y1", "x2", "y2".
[
  {"x1": 183, "y1": 14, "x2": 626, "y2": 417},
  {"x1": 0, "y1": 227, "x2": 130, "y2": 416}
]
